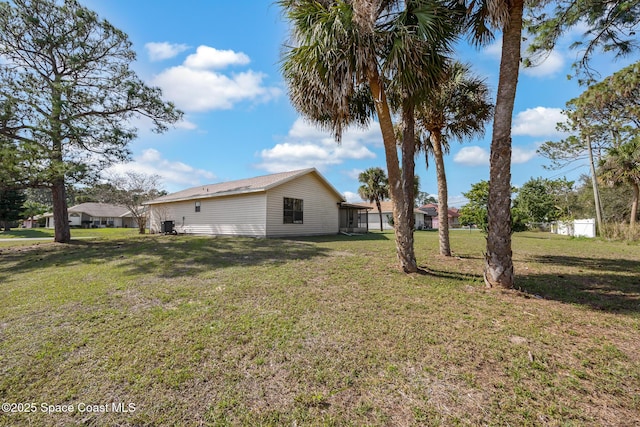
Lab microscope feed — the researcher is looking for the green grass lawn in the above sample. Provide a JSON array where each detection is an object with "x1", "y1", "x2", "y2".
[
  {"x1": 0, "y1": 228, "x2": 139, "y2": 249},
  {"x1": 0, "y1": 231, "x2": 638, "y2": 426},
  {"x1": 0, "y1": 227, "x2": 138, "y2": 239}
]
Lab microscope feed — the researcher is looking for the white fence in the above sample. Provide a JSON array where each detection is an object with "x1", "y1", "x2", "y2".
[{"x1": 551, "y1": 218, "x2": 596, "y2": 238}]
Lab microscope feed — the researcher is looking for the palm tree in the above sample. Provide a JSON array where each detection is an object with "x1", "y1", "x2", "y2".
[
  {"x1": 358, "y1": 167, "x2": 389, "y2": 231},
  {"x1": 463, "y1": 0, "x2": 525, "y2": 288},
  {"x1": 466, "y1": 0, "x2": 636, "y2": 284},
  {"x1": 599, "y1": 139, "x2": 640, "y2": 230},
  {"x1": 415, "y1": 61, "x2": 493, "y2": 256},
  {"x1": 279, "y1": 0, "x2": 460, "y2": 273}
]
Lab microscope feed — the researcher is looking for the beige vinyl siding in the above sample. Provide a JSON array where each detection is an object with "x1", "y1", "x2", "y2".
[
  {"x1": 265, "y1": 173, "x2": 340, "y2": 237},
  {"x1": 149, "y1": 193, "x2": 267, "y2": 237}
]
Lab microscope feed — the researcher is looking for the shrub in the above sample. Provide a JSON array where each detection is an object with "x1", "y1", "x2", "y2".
[{"x1": 600, "y1": 222, "x2": 640, "y2": 241}]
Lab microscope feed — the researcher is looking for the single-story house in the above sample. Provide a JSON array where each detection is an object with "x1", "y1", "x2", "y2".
[
  {"x1": 359, "y1": 201, "x2": 461, "y2": 230},
  {"x1": 359, "y1": 200, "x2": 395, "y2": 230},
  {"x1": 416, "y1": 203, "x2": 461, "y2": 229},
  {"x1": 144, "y1": 168, "x2": 371, "y2": 237},
  {"x1": 22, "y1": 216, "x2": 42, "y2": 229},
  {"x1": 359, "y1": 200, "x2": 431, "y2": 230},
  {"x1": 43, "y1": 203, "x2": 136, "y2": 228},
  {"x1": 415, "y1": 204, "x2": 438, "y2": 229}
]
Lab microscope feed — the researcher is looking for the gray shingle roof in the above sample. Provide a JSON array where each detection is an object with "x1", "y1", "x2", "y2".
[
  {"x1": 43, "y1": 203, "x2": 132, "y2": 218},
  {"x1": 145, "y1": 168, "x2": 344, "y2": 205}
]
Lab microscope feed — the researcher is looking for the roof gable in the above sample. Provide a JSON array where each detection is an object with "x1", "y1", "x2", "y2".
[{"x1": 146, "y1": 168, "x2": 345, "y2": 205}]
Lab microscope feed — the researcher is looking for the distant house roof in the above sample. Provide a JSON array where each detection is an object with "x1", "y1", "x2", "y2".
[
  {"x1": 358, "y1": 200, "x2": 395, "y2": 213},
  {"x1": 145, "y1": 168, "x2": 345, "y2": 205},
  {"x1": 416, "y1": 204, "x2": 438, "y2": 216},
  {"x1": 43, "y1": 203, "x2": 133, "y2": 218},
  {"x1": 359, "y1": 200, "x2": 433, "y2": 215},
  {"x1": 417, "y1": 203, "x2": 460, "y2": 218}
]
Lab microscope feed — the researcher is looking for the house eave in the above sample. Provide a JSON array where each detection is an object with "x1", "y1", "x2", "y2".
[
  {"x1": 340, "y1": 202, "x2": 373, "y2": 210},
  {"x1": 144, "y1": 188, "x2": 266, "y2": 205}
]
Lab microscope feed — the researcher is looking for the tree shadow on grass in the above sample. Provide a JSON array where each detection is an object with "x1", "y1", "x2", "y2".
[
  {"x1": 515, "y1": 233, "x2": 557, "y2": 240},
  {"x1": 293, "y1": 232, "x2": 391, "y2": 243},
  {"x1": 1, "y1": 229, "x2": 53, "y2": 238},
  {"x1": 0, "y1": 235, "x2": 331, "y2": 282},
  {"x1": 417, "y1": 266, "x2": 483, "y2": 282},
  {"x1": 517, "y1": 254, "x2": 640, "y2": 314},
  {"x1": 532, "y1": 254, "x2": 639, "y2": 274}
]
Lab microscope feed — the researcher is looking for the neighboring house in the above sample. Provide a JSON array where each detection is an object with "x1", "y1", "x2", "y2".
[
  {"x1": 359, "y1": 200, "x2": 429, "y2": 230},
  {"x1": 415, "y1": 204, "x2": 438, "y2": 229},
  {"x1": 359, "y1": 200, "x2": 395, "y2": 230},
  {"x1": 43, "y1": 203, "x2": 136, "y2": 228},
  {"x1": 22, "y1": 216, "x2": 42, "y2": 229},
  {"x1": 359, "y1": 201, "x2": 461, "y2": 230},
  {"x1": 416, "y1": 203, "x2": 461, "y2": 229},
  {"x1": 448, "y1": 207, "x2": 461, "y2": 228},
  {"x1": 145, "y1": 168, "x2": 371, "y2": 237}
]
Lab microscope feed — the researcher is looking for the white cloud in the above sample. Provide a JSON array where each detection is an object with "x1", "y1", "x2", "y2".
[
  {"x1": 522, "y1": 49, "x2": 565, "y2": 77},
  {"x1": 120, "y1": 113, "x2": 199, "y2": 134},
  {"x1": 256, "y1": 118, "x2": 380, "y2": 172},
  {"x1": 344, "y1": 168, "x2": 364, "y2": 180},
  {"x1": 512, "y1": 146, "x2": 538, "y2": 164},
  {"x1": 174, "y1": 118, "x2": 198, "y2": 130},
  {"x1": 342, "y1": 191, "x2": 362, "y2": 203},
  {"x1": 484, "y1": 37, "x2": 565, "y2": 78},
  {"x1": 512, "y1": 107, "x2": 567, "y2": 137},
  {"x1": 153, "y1": 67, "x2": 281, "y2": 112},
  {"x1": 145, "y1": 42, "x2": 190, "y2": 61},
  {"x1": 484, "y1": 40, "x2": 502, "y2": 60},
  {"x1": 184, "y1": 46, "x2": 250, "y2": 69},
  {"x1": 151, "y1": 45, "x2": 281, "y2": 112},
  {"x1": 261, "y1": 143, "x2": 335, "y2": 162},
  {"x1": 453, "y1": 145, "x2": 536, "y2": 166},
  {"x1": 454, "y1": 146, "x2": 490, "y2": 166},
  {"x1": 106, "y1": 148, "x2": 216, "y2": 193}
]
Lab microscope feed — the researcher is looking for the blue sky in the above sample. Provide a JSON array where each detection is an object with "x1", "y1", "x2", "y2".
[{"x1": 84, "y1": 0, "x2": 638, "y2": 207}]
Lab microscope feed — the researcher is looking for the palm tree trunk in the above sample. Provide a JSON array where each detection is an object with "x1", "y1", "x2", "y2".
[
  {"x1": 366, "y1": 67, "x2": 417, "y2": 273},
  {"x1": 430, "y1": 132, "x2": 451, "y2": 256},
  {"x1": 376, "y1": 199, "x2": 384, "y2": 231},
  {"x1": 399, "y1": 100, "x2": 417, "y2": 265},
  {"x1": 484, "y1": 0, "x2": 523, "y2": 289}
]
